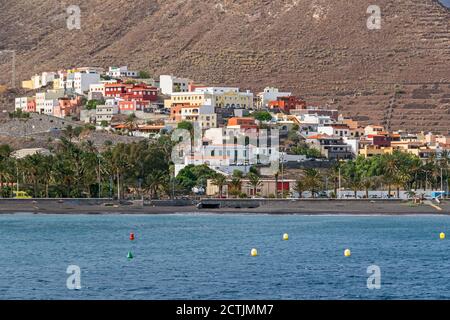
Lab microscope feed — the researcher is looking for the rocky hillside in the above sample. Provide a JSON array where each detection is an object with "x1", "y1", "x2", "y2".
[{"x1": 0, "y1": 0, "x2": 449, "y2": 132}]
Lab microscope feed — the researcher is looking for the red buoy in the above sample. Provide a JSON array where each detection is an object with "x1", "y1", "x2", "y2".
[{"x1": 130, "y1": 233, "x2": 135, "y2": 241}]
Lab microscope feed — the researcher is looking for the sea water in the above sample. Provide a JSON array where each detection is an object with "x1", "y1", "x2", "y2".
[{"x1": 1, "y1": 214, "x2": 450, "y2": 300}]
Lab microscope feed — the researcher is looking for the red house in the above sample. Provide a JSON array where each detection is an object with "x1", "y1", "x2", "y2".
[
  {"x1": 269, "y1": 96, "x2": 306, "y2": 114},
  {"x1": 26, "y1": 99, "x2": 36, "y2": 113},
  {"x1": 105, "y1": 83, "x2": 158, "y2": 102},
  {"x1": 105, "y1": 83, "x2": 127, "y2": 98},
  {"x1": 123, "y1": 84, "x2": 158, "y2": 102},
  {"x1": 119, "y1": 100, "x2": 151, "y2": 113}
]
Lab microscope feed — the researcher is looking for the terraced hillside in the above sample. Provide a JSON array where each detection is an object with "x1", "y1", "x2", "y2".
[
  {"x1": 0, "y1": 0, "x2": 448, "y2": 132},
  {"x1": 305, "y1": 82, "x2": 450, "y2": 134}
]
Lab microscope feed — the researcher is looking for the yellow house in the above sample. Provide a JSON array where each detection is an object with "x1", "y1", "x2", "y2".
[
  {"x1": 214, "y1": 91, "x2": 253, "y2": 109},
  {"x1": 359, "y1": 145, "x2": 394, "y2": 158},
  {"x1": 22, "y1": 80, "x2": 34, "y2": 89},
  {"x1": 165, "y1": 88, "x2": 254, "y2": 109},
  {"x1": 53, "y1": 78, "x2": 62, "y2": 90},
  {"x1": 164, "y1": 92, "x2": 212, "y2": 108}
]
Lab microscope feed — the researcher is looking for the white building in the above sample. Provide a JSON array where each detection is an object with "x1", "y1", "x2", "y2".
[
  {"x1": 74, "y1": 71, "x2": 101, "y2": 94},
  {"x1": 107, "y1": 66, "x2": 138, "y2": 78},
  {"x1": 194, "y1": 87, "x2": 254, "y2": 109},
  {"x1": 160, "y1": 75, "x2": 191, "y2": 95},
  {"x1": 43, "y1": 99, "x2": 59, "y2": 116},
  {"x1": 257, "y1": 87, "x2": 292, "y2": 109},
  {"x1": 343, "y1": 137, "x2": 360, "y2": 157},
  {"x1": 35, "y1": 90, "x2": 65, "y2": 114},
  {"x1": 299, "y1": 114, "x2": 334, "y2": 135},
  {"x1": 41, "y1": 72, "x2": 56, "y2": 87},
  {"x1": 96, "y1": 104, "x2": 119, "y2": 123},
  {"x1": 318, "y1": 124, "x2": 351, "y2": 138},
  {"x1": 15, "y1": 97, "x2": 33, "y2": 111},
  {"x1": 89, "y1": 83, "x2": 105, "y2": 96}
]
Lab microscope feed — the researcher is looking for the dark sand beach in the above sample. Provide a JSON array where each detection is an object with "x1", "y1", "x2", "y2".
[{"x1": 0, "y1": 199, "x2": 448, "y2": 215}]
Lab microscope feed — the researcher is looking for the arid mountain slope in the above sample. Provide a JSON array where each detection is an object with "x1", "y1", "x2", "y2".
[{"x1": 0, "y1": 0, "x2": 449, "y2": 132}]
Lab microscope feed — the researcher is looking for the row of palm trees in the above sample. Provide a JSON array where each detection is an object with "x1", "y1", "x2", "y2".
[
  {"x1": 0, "y1": 134, "x2": 174, "y2": 199},
  {"x1": 209, "y1": 151, "x2": 450, "y2": 199},
  {"x1": 1, "y1": 130, "x2": 448, "y2": 200},
  {"x1": 293, "y1": 151, "x2": 449, "y2": 199}
]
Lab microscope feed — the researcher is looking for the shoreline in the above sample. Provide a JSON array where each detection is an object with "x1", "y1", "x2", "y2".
[{"x1": 0, "y1": 199, "x2": 448, "y2": 215}]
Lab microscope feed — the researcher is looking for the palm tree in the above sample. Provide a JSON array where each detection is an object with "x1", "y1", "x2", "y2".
[
  {"x1": 325, "y1": 164, "x2": 340, "y2": 197},
  {"x1": 346, "y1": 175, "x2": 362, "y2": 199},
  {"x1": 293, "y1": 178, "x2": 306, "y2": 199},
  {"x1": 247, "y1": 172, "x2": 262, "y2": 197},
  {"x1": 39, "y1": 155, "x2": 54, "y2": 198},
  {"x1": 382, "y1": 154, "x2": 398, "y2": 197},
  {"x1": 228, "y1": 177, "x2": 242, "y2": 198},
  {"x1": 145, "y1": 170, "x2": 167, "y2": 199},
  {"x1": 303, "y1": 168, "x2": 322, "y2": 198},
  {"x1": 360, "y1": 177, "x2": 373, "y2": 199},
  {"x1": 211, "y1": 173, "x2": 227, "y2": 198},
  {"x1": 125, "y1": 114, "x2": 138, "y2": 136}
]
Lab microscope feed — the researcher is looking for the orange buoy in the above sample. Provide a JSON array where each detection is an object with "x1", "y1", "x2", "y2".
[{"x1": 130, "y1": 233, "x2": 135, "y2": 241}]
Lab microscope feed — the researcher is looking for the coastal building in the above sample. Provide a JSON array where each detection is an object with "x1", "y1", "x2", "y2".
[
  {"x1": 107, "y1": 66, "x2": 138, "y2": 78},
  {"x1": 96, "y1": 103, "x2": 119, "y2": 123},
  {"x1": 21, "y1": 72, "x2": 56, "y2": 90},
  {"x1": 74, "y1": 71, "x2": 101, "y2": 95},
  {"x1": 165, "y1": 92, "x2": 214, "y2": 109},
  {"x1": 227, "y1": 117, "x2": 258, "y2": 130},
  {"x1": 11, "y1": 148, "x2": 51, "y2": 159},
  {"x1": 193, "y1": 87, "x2": 254, "y2": 109},
  {"x1": 35, "y1": 90, "x2": 65, "y2": 115},
  {"x1": 306, "y1": 134, "x2": 353, "y2": 160},
  {"x1": 206, "y1": 178, "x2": 296, "y2": 198},
  {"x1": 364, "y1": 125, "x2": 385, "y2": 136},
  {"x1": 105, "y1": 83, "x2": 158, "y2": 101},
  {"x1": 89, "y1": 83, "x2": 106, "y2": 98},
  {"x1": 119, "y1": 100, "x2": 151, "y2": 114},
  {"x1": 160, "y1": 75, "x2": 192, "y2": 95},
  {"x1": 15, "y1": 97, "x2": 35, "y2": 112},
  {"x1": 257, "y1": 87, "x2": 292, "y2": 109},
  {"x1": 317, "y1": 124, "x2": 352, "y2": 138},
  {"x1": 268, "y1": 96, "x2": 306, "y2": 114},
  {"x1": 53, "y1": 96, "x2": 83, "y2": 118},
  {"x1": 169, "y1": 104, "x2": 217, "y2": 129}
]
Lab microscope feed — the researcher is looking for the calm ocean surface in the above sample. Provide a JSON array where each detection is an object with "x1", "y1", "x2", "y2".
[{"x1": 1, "y1": 214, "x2": 450, "y2": 300}]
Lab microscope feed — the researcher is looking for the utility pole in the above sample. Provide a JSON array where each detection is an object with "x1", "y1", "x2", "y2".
[
  {"x1": 117, "y1": 169, "x2": 120, "y2": 201},
  {"x1": 16, "y1": 160, "x2": 19, "y2": 194},
  {"x1": 281, "y1": 153, "x2": 285, "y2": 199},
  {"x1": 338, "y1": 166, "x2": 342, "y2": 199},
  {"x1": 98, "y1": 155, "x2": 101, "y2": 198}
]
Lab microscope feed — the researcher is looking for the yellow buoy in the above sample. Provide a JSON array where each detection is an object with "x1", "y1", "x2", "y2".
[
  {"x1": 283, "y1": 233, "x2": 289, "y2": 241},
  {"x1": 251, "y1": 248, "x2": 258, "y2": 257},
  {"x1": 440, "y1": 232, "x2": 446, "y2": 240},
  {"x1": 344, "y1": 249, "x2": 351, "y2": 257}
]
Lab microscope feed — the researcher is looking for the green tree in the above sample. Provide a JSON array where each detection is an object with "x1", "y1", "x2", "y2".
[
  {"x1": 211, "y1": 173, "x2": 227, "y2": 198},
  {"x1": 251, "y1": 111, "x2": 273, "y2": 122},
  {"x1": 294, "y1": 178, "x2": 306, "y2": 198},
  {"x1": 247, "y1": 172, "x2": 262, "y2": 197},
  {"x1": 303, "y1": 168, "x2": 322, "y2": 198},
  {"x1": 138, "y1": 71, "x2": 151, "y2": 79}
]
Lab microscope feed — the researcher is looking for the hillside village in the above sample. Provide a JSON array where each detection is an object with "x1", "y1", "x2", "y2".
[{"x1": 0, "y1": 65, "x2": 448, "y2": 199}]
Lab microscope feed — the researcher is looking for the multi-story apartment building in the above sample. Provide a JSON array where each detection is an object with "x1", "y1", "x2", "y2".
[
  {"x1": 257, "y1": 87, "x2": 292, "y2": 109},
  {"x1": 160, "y1": 75, "x2": 192, "y2": 95},
  {"x1": 107, "y1": 66, "x2": 138, "y2": 78}
]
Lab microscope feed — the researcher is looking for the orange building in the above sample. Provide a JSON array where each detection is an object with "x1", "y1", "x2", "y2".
[
  {"x1": 227, "y1": 117, "x2": 258, "y2": 130},
  {"x1": 269, "y1": 96, "x2": 306, "y2": 114},
  {"x1": 53, "y1": 97, "x2": 82, "y2": 118}
]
